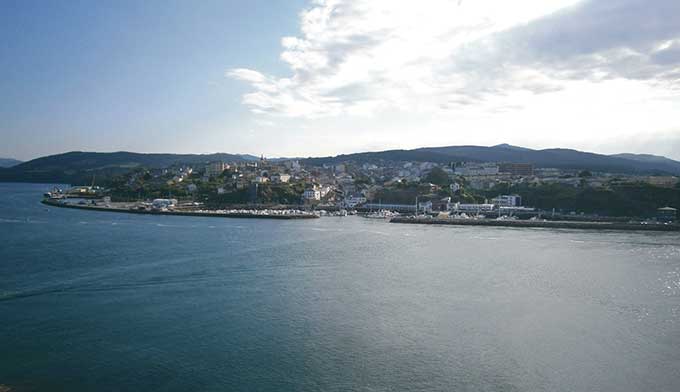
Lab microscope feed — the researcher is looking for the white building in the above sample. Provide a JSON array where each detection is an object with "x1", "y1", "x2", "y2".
[
  {"x1": 491, "y1": 195, "x2": 522, "y2": 207},
  {"x1": 319, "y1": 186, "x2": 332, "y2": 198},
  {"x1": 271, "y1": 173, "x2": 291, "y2": 183},
  {"x1": 303, "y1": 188, "x2": 321, "y2": 201}
]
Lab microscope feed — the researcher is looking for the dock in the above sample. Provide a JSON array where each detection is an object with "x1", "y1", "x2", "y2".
[
  {"x1": 390, "y1": 216, "x2": 680, "y2": 232},
  {"x1": 41, "y1": 199, "x2": 319, "y2": 220}
]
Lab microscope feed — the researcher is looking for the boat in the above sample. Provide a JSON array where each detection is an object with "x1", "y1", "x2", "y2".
[{"x1": 364, "y1": 209, "x2": 400, "y2": 219}]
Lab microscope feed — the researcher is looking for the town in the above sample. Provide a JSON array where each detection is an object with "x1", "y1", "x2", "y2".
[{"x1": 45, "y1": 155, "x2": 679, "y2": 224}]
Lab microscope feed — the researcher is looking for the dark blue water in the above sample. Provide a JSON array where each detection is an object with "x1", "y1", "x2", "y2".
[{"x1": 1, "y1": 183, "x2": 679, "y2": 391}]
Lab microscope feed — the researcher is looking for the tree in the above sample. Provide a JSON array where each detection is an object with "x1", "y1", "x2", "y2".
[{"x1": 423, "y1": 167, "x2": 450, "y2": 186}]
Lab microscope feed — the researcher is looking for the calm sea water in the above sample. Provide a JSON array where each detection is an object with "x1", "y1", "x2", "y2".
[{"x1": 1, "y1": 183, "x2": 679, "y2": 391}]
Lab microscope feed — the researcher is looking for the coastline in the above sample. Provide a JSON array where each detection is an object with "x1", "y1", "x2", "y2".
[
  {"x1": 41, "y1": 199, "x2": 319, "y2": 220},
  {"x1": 390, "y1": 216, "x2": 680, "y2": 232},
  {"x1": 40, "y1": 198, "x2": 679, "y2": 230}
]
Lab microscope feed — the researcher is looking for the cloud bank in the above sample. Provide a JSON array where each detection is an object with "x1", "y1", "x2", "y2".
[{"x1": 228, "y1": 0, "x2": 680, "y2": 157}]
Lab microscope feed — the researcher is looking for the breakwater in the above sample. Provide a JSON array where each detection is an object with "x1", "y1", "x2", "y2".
[
  {"x1": 390, "y1": 216, "x2": 680, "y2": 232},
  {"x1": 41, "y1": 199, "x2": 319, "y2": 219}
]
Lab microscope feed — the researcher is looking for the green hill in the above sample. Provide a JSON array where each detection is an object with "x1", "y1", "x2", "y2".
[{"x1": 0, "y1": 151, "x2": 256, "y2": 184}]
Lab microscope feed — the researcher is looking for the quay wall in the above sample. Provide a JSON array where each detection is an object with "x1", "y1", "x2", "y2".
[
  {"x1": 42, "y1": 200, "x2": 319, "y2": 220},
  {"x1": 390, "y1": 217, "x2": 680, "y2": 232}
]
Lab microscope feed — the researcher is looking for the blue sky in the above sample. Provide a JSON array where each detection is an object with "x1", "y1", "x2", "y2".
[
  {"x1": 1, "y1": 0, "x2": 305, "y2": 160},
  {"x1": 2, "y1": 0, "x2": 680, "y2": 161}
]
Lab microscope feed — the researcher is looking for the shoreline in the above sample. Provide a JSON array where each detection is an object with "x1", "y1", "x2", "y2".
[
  {"x1": 40, "y1": 199, "x2": 679, "y2": 230},
  {"x1": 41, "y1": 199, "x2": 319, "y2": 220},
  {"x1": 390, "y1": 216, "x2": 680, "y2": 232}
]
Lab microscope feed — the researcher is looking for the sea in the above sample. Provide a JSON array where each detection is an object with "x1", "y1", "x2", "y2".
[{"x1": 1, "y1": 182, "x2": 679, "y2": 391}]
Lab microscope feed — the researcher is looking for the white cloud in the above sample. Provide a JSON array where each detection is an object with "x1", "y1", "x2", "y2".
[{"x1": 228, "y1": 0, "x2": 680, "y2": 157}]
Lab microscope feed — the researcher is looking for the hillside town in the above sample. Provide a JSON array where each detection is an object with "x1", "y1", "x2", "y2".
[{"x1": 51, "y1": 155, "x2": 680, "y2": 222}]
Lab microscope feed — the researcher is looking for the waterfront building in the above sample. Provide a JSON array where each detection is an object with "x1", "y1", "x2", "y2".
[
  {"x1": 491, "y1": 194, "x2": 522, "y2": 207},
  {"x1": 343, "y1": 194, "x2": 367, "y2": 208}
]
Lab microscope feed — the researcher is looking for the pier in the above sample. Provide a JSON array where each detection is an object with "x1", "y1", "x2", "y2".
[
  {"x1": 42, "y1": 199, "x2": 319, "y2": 220},
  {"x1": 390, "y1": 216, "x2": 680, "y2": 232}
]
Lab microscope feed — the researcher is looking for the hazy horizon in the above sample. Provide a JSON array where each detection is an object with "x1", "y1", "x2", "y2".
[{"x1": 2, "y1": 0, "x2": 680, "y2": 161}]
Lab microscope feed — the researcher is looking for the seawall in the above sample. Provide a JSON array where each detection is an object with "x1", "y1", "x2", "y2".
[
  {"x1": 42, "y1": 199, "x2": 319, "y2": 220},
  {"x1": 390, "y1": 216, "x2": 680, "y2": 232}
]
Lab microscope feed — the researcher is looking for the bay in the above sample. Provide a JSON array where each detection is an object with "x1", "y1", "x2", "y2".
[{"x1": 1, "y1": 183, "x2": 679, "y2": 391}]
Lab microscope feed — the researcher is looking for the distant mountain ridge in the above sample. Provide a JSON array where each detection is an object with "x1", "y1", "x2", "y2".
[
  {"x1": 303, "y1": 144, "x2": 680, "y2": 175},
  {"x1": 14, "y1": 151, "x2": 257, "y2": 171},
  {"x1": 1, "y1": 145, "x2": 679, "y2": 184},
  {"x1": 0, "y1": 158, "x2": 22, "y2": 168},
  {"x1": 607, "y1": 153, "x2": 680, "y2": 175}
]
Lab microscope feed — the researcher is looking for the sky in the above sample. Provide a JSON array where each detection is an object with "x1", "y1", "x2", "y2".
[{"x1": 1, "y1": 0, "x2": 680, "y2": 161}]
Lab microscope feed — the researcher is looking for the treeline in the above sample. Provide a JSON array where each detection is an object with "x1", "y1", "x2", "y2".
[
  {"x1": 105, "y1": 175, "x2": 307, "y2": 206},
  {"x1": 482, "y1": 182, "x2": 680, "y2": 217},
  {"x1": 374, "y1": 168, "x2": 680, "y2": 217}
]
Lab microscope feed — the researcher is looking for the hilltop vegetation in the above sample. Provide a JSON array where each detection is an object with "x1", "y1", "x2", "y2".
[
  {"x1": 479, "y1": 182, "x2": 680, "y2": 217},
  {"x1": 0, "y1": 151, "x2": 257, "y2": 184}
]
